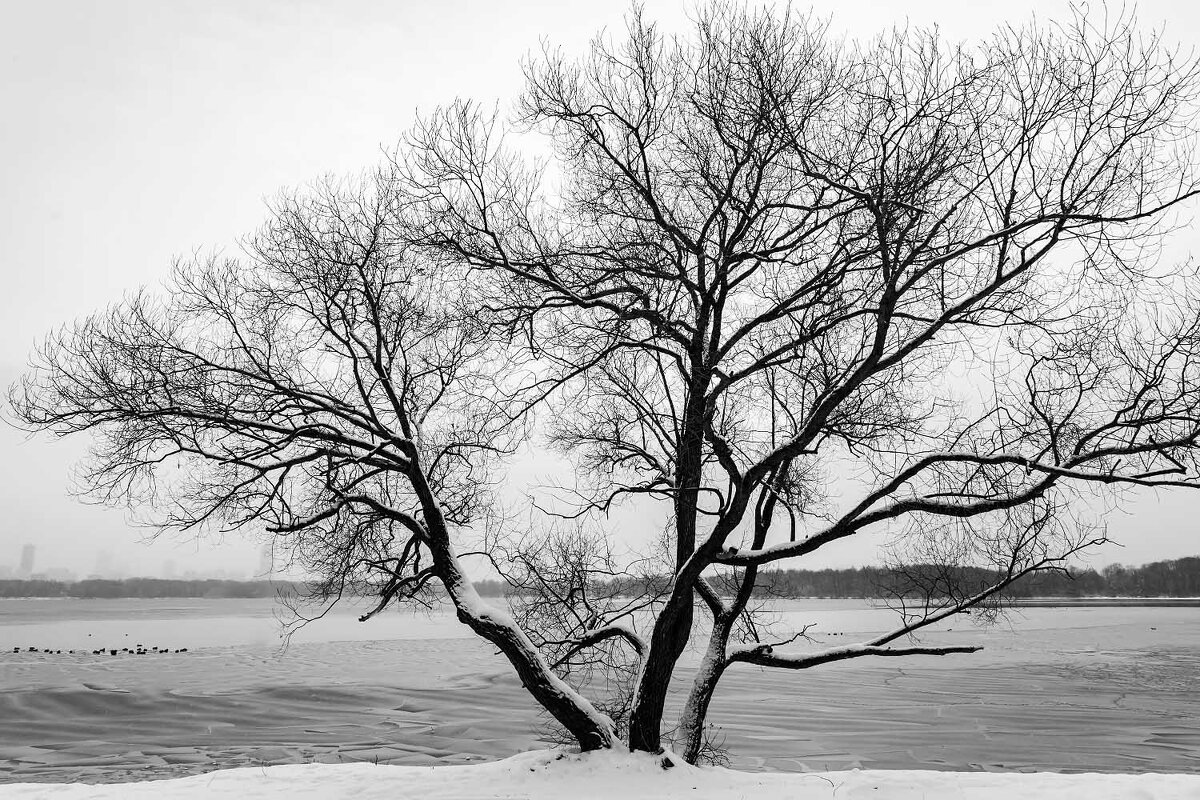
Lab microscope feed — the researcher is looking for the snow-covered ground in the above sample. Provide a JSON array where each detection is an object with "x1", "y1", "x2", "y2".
[{"x1": 2, "y1": 750, "x2": 1198, "y2": 799}]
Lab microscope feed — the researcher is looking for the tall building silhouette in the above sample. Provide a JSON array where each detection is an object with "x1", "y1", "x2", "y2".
[{"x1": 17, "y1": 544, "x2": 35, "y2": 579}]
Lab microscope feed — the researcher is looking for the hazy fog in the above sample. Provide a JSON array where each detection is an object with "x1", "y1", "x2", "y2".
[{"x1": 3, "y1": 0, "x2": 1198, "y2": 580}]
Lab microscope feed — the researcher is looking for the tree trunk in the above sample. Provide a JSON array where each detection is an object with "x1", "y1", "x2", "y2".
[
  {"x1": 677, "y1": 494, "x2": 771, "y2": 761},
  {"x1": 628, "y1": 591, "x2": 693, "y2": 751},
  {"x1": 678, "y1": 626, "x2": 730, "y2": 763},
  {"x1": 628, "y1": 383, "x2": 709, "y2": 752}
]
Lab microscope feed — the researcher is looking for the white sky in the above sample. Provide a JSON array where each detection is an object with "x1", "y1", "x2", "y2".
[{"x1": 1, "y1": 0, "x2": 1198, "y2": 578}]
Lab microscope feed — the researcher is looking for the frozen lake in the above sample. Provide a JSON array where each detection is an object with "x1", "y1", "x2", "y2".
[{"x1": 1, "y1": 597, "x2": 1197, "y2": 782}]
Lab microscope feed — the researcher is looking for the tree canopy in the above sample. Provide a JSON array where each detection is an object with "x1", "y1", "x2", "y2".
[{"x1": 11, "y1": 3, "x2": 1200, "y2": 760}]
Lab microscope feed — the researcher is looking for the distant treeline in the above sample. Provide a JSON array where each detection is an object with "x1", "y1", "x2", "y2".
[
  {"x1": 475, "y1": 556, "x2": 1200, "y2": 600},
  {"x1": 753, "y1": 557, "x2": 1200, "y2": 599},
  {"x1": 0, "y1": 578, "x2": 299, "y2": 599},
  {"x1": 1, "y1": 556, "x2": 1197, "y2": 599}
]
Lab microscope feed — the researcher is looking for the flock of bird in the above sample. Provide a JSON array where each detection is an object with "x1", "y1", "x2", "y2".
[{"x1": 11, "y1": 644, "x2": 188, "y2": 655}]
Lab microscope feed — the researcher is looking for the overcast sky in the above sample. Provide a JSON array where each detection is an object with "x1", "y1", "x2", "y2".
[{"x1": 2, "y1": 0, "x2": 1198, "y2": 579}]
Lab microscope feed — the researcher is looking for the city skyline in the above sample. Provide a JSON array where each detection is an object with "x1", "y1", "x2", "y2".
[{"x1": 0, "y1": 543, "x2": 258, "y2": 582}]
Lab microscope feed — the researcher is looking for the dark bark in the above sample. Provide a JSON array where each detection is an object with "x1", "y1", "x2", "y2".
[{"x1": 628, "y1": 375, "x2": 709, "y2": 752}]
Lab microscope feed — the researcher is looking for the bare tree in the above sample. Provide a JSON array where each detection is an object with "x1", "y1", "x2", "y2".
[
  {"x1": 402, "y1": 2, "x2": 1200, "y2": 758},
  {"x1": 8, "y1": 169, "x2": 620, "y2": 752},
  {"x1": 11, "y1": 1, "x2": 1200, "y2": 765}
]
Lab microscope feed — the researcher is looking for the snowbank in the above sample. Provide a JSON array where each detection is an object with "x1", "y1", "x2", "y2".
[{"x1": 2, "y1": 750, "x2": 1197, "y2": 799}]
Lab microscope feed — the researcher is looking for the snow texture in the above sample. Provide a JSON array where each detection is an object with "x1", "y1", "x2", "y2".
[{"x1": 2, "y1": 749, "x2": 1198, "y2": 799}]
